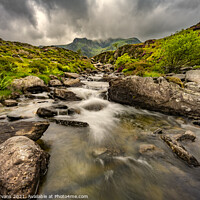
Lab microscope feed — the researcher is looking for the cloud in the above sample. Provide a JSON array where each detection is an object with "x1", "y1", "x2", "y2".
[{"x1": 0, "y1": 0, "x2": 199, "y2": 45}]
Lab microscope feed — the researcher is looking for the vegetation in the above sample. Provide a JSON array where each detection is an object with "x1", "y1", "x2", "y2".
[
  {"x1": 55, "y1": 37, "x2": 141, "y2": 57},
  {"x1": 0, "y1": 38, "x2": 94, "y2": 99},
  {"x1": 93, "y1": 22, "x2": 200, "y2": 77}
]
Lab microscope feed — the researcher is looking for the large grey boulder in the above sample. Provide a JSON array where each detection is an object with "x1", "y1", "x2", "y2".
[
  {"x1": 186, "y1": 70, "x2": 200, "y2": 84},
  {"x1": 0, "y1": 136, "x2": 50, "y2": 198},
  {"x1": 53, "y1": 88, "x2": 82, "y2": 101},
  {"x1": 0, "y1": 121, "x2": 49, "y2": 144},
  {"x1": 108, "y1": 76, "x2": 200, "y2": 119},
  {"x1": 12, "y1": 76, "x2": 49, "y2": 93}
]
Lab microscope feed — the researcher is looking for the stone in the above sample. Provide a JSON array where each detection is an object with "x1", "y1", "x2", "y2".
[
  {"x1": 108, "y1": 76, "x2": 200, "y2": 119},
  {"x1": 53, "y1": 88, "x2": 82, "y2": 101},
  {"x1": 12, "y1": 76, "x2": 49, "y2": 93},
  {"x1": 171, "y1": 74, "x2": 186, "y2": 81},
  {"x1": 52, "y1": 119, "x2": 89, "y2": 127},
  {"x1": 193, "y1": 120, "x2": 200, "y2": 126},
  {"x1": 161, "y1": 135, "x2": 199, "y2": 167},
  {"x1": 174, "y1": 130, "x2": 196, "y2": 142},
  {"x1": 0, "y1": 121, "x2": 49, "y2": 144},
  {"x1": 49, "y1": 79, "x2": 63, "y2": 87},
  {"x1": 7, "y1": 112, "x2": 29, "y2": 121},
  {"x1": 64, "y1": 72, "x2": 79, "y2": 79},
  {"x1": 139, "y1": 144, "x2": 164, "y2": 157},
  {"x1": 63, "y1": 78, "x2": 81, "y2": 87},
  {"x1": 3, "y1": 99, "x2": 18, "y2": 107},
  {"x1": 49, "y1": 75, "x2": 58, "y2": 80},
  {"x1": 82, "y1": 101, "x2": 107, "y2": 111},
  {"x1": 37, "y1": 107, "x2": 58, "y2": 118},
  {"x1": 186, "y1": 70, "x2": 200, "y2": 84},
  {"x1": 153, "y1": 128, "x2": 163, "y2": 134},
  {"x1": 25, "y1": 93, "x2": 49, "y2": 99},
  {"x1": 0, "y1": 136, "x2": 50, "y2": 198},
  {"x1": 67, "y1": 108, "x2": 81, "y2": 115},
  {"x1": 51, "y1": 104, "x2": 68, "y2": 109}
]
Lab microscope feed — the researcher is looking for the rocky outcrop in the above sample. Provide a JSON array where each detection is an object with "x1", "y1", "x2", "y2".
[
  {"x1": 0, "y1": 136, "x2": 49, "y2": 198},
  {"x1": 12, "y1": 76, "x2": 49, "y2": 93},
  {"x1": 52, "y1": 88, "x2": 82, "y2": 101},
  {"x1": 0, "y1": 121, "x2": 49, "y2": 144},
  {"x1": 161, "y1": 135, "x2": 199, "y2": 167},
  {"x1": 108, "y1": 76, "x2": 200, "y2": 119}
]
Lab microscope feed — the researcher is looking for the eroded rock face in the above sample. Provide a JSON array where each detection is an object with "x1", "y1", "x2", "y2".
[
  {"x1": 0, "y1": 121, "x2": 49, "y2": 144},
  {"x1": 0, "y1": 136, "x2": 50, "y2": 198},
  {"x1": 12, "y1": 76, "x2": 49, "y2": 93},
  {"x1": 108, "y1": 76, "x2": 200, "y2": 119}
]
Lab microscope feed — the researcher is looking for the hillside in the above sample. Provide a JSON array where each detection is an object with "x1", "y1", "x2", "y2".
[
  {"x1": 0, "y1": 38, "x2": 94, "y2": 98},
  {"x1": 93, "y1": 22, "x2": 200, "y2": 77},
  {"x1": 55, "y1": 37, "x2": 141, "y2": 57}
]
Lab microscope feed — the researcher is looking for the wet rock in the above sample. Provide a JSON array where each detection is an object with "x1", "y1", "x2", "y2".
[
  {"x1": 58, "y1": 110, "x2": 69, "y2": 115},
  {"x1": 153, "y1": 128, "x2": 163, "y2": 135},
  {"x1": 171, "y1": 74, "x2": 186, "y2": 81},
  {"x1": 92, "y1": 147, "x2": 125, "y2": 163},
  {"x1": 67, "y1": 108, "x2": 81, "y2": 115},
  {"x1": 64, "y1": 72, "x2": 79, "y2": 79},
  {"x1": 0, "y1": 103, "x2": 3, "y2": 107},
  {"x1": 7, "y1": 112, "x2": 29, "y2": 121},
  {"x1": 37, "y1": 107, "x2": 58, "y2": 118},
  {"x1": 161, "y1": 135, "x2": 199, "y2": 167},
  {"x1": 83, "y1": 101, "x2": 107, "y2": 111},
  {"x1": 0, "y1": 136, "x2": 50, "y2": 198},
  {"x1": 0, "y1": 121, "x2": 49, "y2": 143},
  {"x1": 3, "y1": 99, "x2": 18, "y2": 107},
  {"x1": 53, "y1": 88, "x2": 82, "y2": 101},
  {"x1": 108, "y1": 76, "x2": 200, "y2": 119},
  {"x1": 12, "y1": 76, "x2": 49, "y2": 93},
  {"x1": 63, "y1": 78, "x2": 81, "y2": 87},
  {"x1": 174, "y1": 130, "x2": 196, "y2": 142},
  {"x1": 0, "y1": 115, "x2": 6, "y2": 120},
  {"x1": 192, "y1": 120, "x2": 200, "y2": 126},
  {"x1": 49, "y1": 79, "x2": 63, "y2": 87},
  {"x1": 186, "y1": 70, "x2": 200, "y2": 84},
  {"x1": 52, "y1": 119, "x2": 89, "y2": 127},
  {"x1": 25, "y1": 93, "x2": 49, "y2": 99},
  {"x1": 139, "y1": 144, "x2": 164, "y2": 156},
  {"x1": 51, "y1": 104, "x2": 68, "y2": 109}
]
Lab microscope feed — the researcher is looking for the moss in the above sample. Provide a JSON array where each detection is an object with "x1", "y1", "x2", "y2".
[{"x1": 166, "y1": 76, "x2": 184, "y2": 88}]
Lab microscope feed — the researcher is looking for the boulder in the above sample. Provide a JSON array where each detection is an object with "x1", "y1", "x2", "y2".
[
  {"x1": 0, "y1": 136, "x2": 49, "y2": 198},
  {"x1": 49, "y1": 79, "x2": 63, "y2": 87},
  {"x1": 37, "y1": 107, "x2": 58, "y2": 118},
  {"x1": 108, "y1": 76, "x2": 200, "y2": 119},
  {"x1": 174, "y1": 130, "x2": 196, "y2": 142},
  {"x1": 64, "y1": 72, "x2": 79, "y2": 79},
  {"x1": 0, "y1": 121, "x2": 49, "y2": 144},
  {"x1": 53, "y1": 88, "x2": 82, "y2": 101},
  {"x1": 161, "y1": 135, "x2": 199, "y2": 167},
  {"x1": 3, "y1": 100, "x2": 18, "y2": 107},
  {"x1": 63, "y1": 78, "x2": 81, "y2": 87},
  {"x1": 186, "y1": 70, "x2": 200, "y2": 84},
  {"x1": 12, "y1": 76, "x2": 49, "y2": 93},
  {"x1": 7, "y1": 112, "x2": 29, "y2": 121}
]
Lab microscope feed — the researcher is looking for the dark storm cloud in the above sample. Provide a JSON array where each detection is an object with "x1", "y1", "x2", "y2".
[{"x1": 0, "y1": 0, "x2": 199, "y2": 45}]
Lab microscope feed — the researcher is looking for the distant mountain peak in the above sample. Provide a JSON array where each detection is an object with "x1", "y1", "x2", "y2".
[{"x1": 54, "y1": 37, "x2": 141, "y2": 57}]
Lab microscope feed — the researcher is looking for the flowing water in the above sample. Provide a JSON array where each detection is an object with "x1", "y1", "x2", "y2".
[{"x1": 1, "y1": 74, "x2": 200, "y2": 200}]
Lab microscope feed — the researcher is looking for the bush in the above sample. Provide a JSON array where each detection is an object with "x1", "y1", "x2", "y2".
[
  {"x1": 0, "y1": 73, "x2": 12, "y2": 90},
  {"x1": 29, "y1": 60, "x2": 48, "y2": 73},
  {"x1": 0, "y1": 57, "x2": 18, "y2": 72}
]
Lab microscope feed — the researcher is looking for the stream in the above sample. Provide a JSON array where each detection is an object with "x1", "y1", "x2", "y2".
[{"x1": 1, "y1": 74, "x2": 200, "y2": 200}]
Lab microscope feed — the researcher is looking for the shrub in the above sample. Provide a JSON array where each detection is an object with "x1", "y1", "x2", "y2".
[
  {"x1": 29, "y1": 60, "x2": 48, "y2": 73},
  {"x1": 0, "y1": 73, "x2": 12, "y2": 90},
  {"x1": 0, "y1": 57, "x2": 18, "y2": 72}
]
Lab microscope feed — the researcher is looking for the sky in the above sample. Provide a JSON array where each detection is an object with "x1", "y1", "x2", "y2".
[{"x1": 0, "y1": 0, "x2": 199, "y2": 46}]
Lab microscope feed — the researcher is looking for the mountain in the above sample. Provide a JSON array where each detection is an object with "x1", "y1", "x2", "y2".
[
  {"x1": 54, "y1": 37, "x2": 141, "y2": 57},
  {"x1": 93, "y1": 21, "x2": 200, "y2": 77}
]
